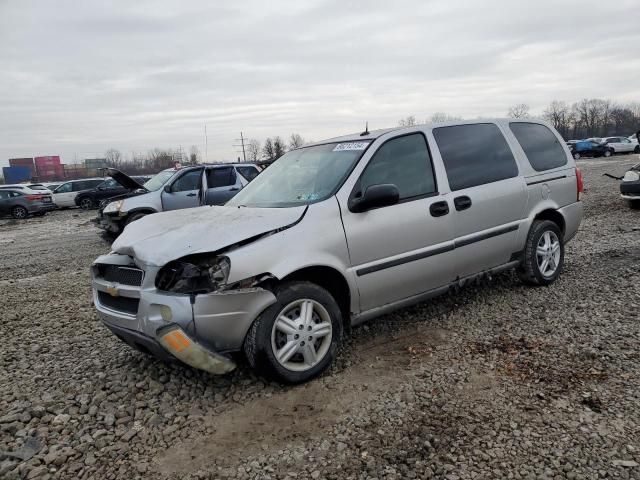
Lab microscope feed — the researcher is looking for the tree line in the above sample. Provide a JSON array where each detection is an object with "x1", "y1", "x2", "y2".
[{"x1": 398, "y1": 98, "x2": 640, "y2": 140}]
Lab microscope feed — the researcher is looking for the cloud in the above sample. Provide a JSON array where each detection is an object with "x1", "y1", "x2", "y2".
[{"x1": 1, "y1": 0, "x2": 639, "y2": 166}]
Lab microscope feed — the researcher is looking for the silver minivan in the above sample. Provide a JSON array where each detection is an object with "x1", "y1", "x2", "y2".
[{"x1": 92, "y1": 119, "x2": 583, "y2": 383}]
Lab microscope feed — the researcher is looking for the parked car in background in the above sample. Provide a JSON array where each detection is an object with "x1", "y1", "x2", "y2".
[
  {"x1": 602, "y1": 136, "x2": 639, "y2": 154},
  {"x1": 75, "y1": 173, "x2": 150, "y2": 210},
  {"x1": 0, "y1": 187, "x2": 55, "y2": 219},
  {"x1": 51, "y1": 179, "x2": 105, "y2": 208},
  {"x1": 43, "y1": 182, "x2": 62, "y2": 191},
  {"x1": 628, "y1": 134, "x2": 638, "y2": 144},
  {"x1": 569, "y1": 140, "x2": 613, "y2": 159},
  {"x1": 91, "y1": 119, "x2": 583, "y2": 383},
  {"x1": 99, "y1": 163, "x2": 261, "y2": 235},
  {"x1": 620, "y1": 162, "x2": 640, "y2": 208}
]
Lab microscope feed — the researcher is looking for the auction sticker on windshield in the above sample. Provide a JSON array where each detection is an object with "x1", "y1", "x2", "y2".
[{"x1": 333, "y1": 142, "x2": 369, "y2": 152}]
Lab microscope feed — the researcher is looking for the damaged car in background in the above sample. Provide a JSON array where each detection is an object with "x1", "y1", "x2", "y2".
[
  {"x1": 620, "y1": 163, "x2": 640, "y2": 208},
  {"x1": 92, "y1": 119, "x2": 583, "y2": 383},
  {"x1": 98, "y1": 163, "x2": 261, "y2": 235}
]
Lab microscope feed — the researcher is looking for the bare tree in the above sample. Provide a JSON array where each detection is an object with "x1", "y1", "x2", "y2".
[
  {"x1": 543, "y1": 101, "x2": 571, "y2": 138},
  {"x1": 398, "y1": 115, "x2": 416, "y2": 127},
  {"x1": 430, "y1": 112, "x2": 462, "y2": 123},
  {"x1": 246, "y1": 139, "x2": 261, "y2": 162},
  {"x1": 104, "y1": 149, "x2": 123, "y2": 169},
  {"x1": 273, "y1": 136, "x2": 287, "y2": 159},
  {"x1": 263, "y1": 138, "x2": 276, "y2": 162},
  {"x1": 507, "y1": 104, "x2": 530, "y2": 118},
  {"x1": 289, "y1": 133, "x2": 305, "y2": 150},
  {"x1": 188, "y1": 145, "x2": 200, "y2": 164}
]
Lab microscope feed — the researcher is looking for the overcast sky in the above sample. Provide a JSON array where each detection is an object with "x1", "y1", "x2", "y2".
[{"x1": 1, "y1": 0, "x2": 639, "y2": 167}]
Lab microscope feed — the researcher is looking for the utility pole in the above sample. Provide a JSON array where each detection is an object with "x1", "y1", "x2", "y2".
[
  {"x1": 233, "y1": 131, "x2": 247, "y2": 162},
  {"x1": 204, "y1": 125, "x2": 208, "y2": 163}
]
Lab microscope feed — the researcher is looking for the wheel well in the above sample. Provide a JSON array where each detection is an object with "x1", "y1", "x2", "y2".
[
  {"x1": 281, "y1": 266, "x2": 351, "y2": 321},
  {"x1": 534, "y1": 209, "x2": 565, "y2": 234}
]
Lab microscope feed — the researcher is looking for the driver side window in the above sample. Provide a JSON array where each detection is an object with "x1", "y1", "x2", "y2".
[
  {"x1": 56, "y1": 183, "x2": 72, "y2": 193},
  {"x1": 171, "y1": 169, "x2": 202, "y2": 192},
  {"x1": 359, "y1": 133, "x2": 436, "y2": 201}
]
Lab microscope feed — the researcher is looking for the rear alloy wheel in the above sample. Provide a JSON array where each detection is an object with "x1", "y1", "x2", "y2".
[
  {"x1": 518, "y1": 220, "x2": 564, "y2": 286},
  {"x1": 79, "y1": 197, "x2": 94, "y2": 210},
  {"x1": 11, "y1": 206, "x2": 28, "y2": 219},
  {"x1": 244, "y1": 281, "x2": 343, "y2": 383}
]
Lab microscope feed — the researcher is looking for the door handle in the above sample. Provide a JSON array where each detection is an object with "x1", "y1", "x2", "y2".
[
  {"x1": 230, "y1": 187, "x2": 240, "y2": 191},
  {"x1": 186, "y1": 193, "x2": 197, "y2": 197},
  {"x1": 454, "y1": 196, "x2": 472, "y2": 211},
  {"x1": 429, "y1": 200, "x2": 449, "y2": 217}
]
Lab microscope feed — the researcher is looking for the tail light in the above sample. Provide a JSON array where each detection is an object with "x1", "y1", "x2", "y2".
[
  {"x1": 25, "y1": 194, "x2": 44, "y2": 201},
  {"x1": 575, "y1": 167, "x2": 584, "y2": 201}
]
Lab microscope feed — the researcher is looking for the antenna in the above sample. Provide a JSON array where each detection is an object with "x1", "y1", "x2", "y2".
[
  {"x1": 233, "y1": 131, "x2": 247, "y2": 162},
  {"x1": 360, "y1": 121, "x2": 369, "y2": 136}
]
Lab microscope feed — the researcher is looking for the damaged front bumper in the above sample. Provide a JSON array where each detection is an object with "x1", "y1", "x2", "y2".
[{"x1": 91, "y1": 253, "x2": 277, "y2": 374}]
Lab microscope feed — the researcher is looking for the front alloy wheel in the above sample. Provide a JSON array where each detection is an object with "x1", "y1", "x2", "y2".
[
  {"x1": 244, "y1": 281, "x2": 343, "y2": 383},
  {"x1": 271, "y1": 299, "x2": 333, "y2": 372},
  {"x1": 604, "y1": 149, "x2": 612, "y2": 157}
]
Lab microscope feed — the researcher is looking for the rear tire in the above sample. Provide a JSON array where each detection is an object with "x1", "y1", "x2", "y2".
[
  {"x1": 79, "y1": 197, "x2": 94, "y2": 210},
  {"x1": 11, "y1": 206, "x2": 28, "y2": 219},
  {"x1": 634, "y1": 145, "x2": 640, "y2": 154},
  {"x1": 244, "y1": 281, "x2": 343, "y2": 384},
  {"x1": 517, "y1": 220, "x2": 564, "y2": 286},
  {"x1": 629, "y1": 200, "x2": 640, "y2": 210}
]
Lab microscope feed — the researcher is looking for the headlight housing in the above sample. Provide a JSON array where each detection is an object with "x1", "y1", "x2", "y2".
[
  {"x1": 156, "y1": 256, "x2": 231, "y2": 294},
  {"x1": 623, "y1": 170, "x2": 640, "y2": 182},
  {"x1": 103, "y1": 200, "x2": 124, "y2": 213}
]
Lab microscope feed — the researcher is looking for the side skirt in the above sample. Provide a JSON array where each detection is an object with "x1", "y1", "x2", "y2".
[{"x1": 350, "y1": 260, "x2": 521, "y2": 327}]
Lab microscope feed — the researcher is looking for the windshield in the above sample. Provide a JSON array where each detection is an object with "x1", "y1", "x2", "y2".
[
  {"x1": 143, "y1": 170, "x2": 176, "y2": 191},
  {"x1": 228, "y1": 141, "x2": 370, "y2": 207}
]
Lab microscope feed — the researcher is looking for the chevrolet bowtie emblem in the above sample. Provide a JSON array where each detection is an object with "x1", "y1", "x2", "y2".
[{"x1": 106, "y1": 286, "x2": 119, "y2": 297}]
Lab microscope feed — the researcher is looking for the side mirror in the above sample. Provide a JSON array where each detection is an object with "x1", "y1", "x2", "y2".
[
  {"x1": 349, "y1": 184, "x2": 400, "y2": 213},
  {"x1": 164, "y1": 185, "x2": 172, "y2": 193}
]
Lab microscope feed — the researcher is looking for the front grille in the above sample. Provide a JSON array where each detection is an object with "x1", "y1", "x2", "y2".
[
  {"x1": 97, "y1": 291, "x2": 140, "y2": 315},
  {"x1": 96, "y1": 264, "x2": 144, "y2": 286}
]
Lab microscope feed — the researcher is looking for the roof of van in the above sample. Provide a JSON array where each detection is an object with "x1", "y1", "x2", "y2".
[
  {"x1": 160, "y1": 162, "x2": 260, "y2": 172},
  {"x1": 304, "y1": 118, "x2": 550, "y2": 147}
]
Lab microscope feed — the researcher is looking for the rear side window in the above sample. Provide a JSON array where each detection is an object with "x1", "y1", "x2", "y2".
[
  {"x1": 236, "y1": 166, "x2": 259, "y2": 182},
  {"x1": 207, "y1": 167, "x2": 236, "y2": 188},
  {"x1": 433, "y1": 123, "x2": 518, "y2": 191},
  {"x1": 359, "y1": 133, "x2": 436, "y2": 201},
  {"x1": 509, "y1": 123, "x2": 568, "y2": 171}
]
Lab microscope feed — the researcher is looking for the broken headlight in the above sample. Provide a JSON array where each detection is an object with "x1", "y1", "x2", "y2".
[{"x1": 155, "y1": 256, "x2": 230, "y2": 294}]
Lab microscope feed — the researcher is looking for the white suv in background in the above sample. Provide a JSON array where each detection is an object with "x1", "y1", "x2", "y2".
[{"x1": 602, "y1": 136, "x2": 639, "y2": 154}]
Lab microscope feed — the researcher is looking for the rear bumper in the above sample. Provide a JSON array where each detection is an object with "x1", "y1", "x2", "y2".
[
  {"x1": 620, "y1": 180, "x2": 640, "y2": 199},
  {"x1": 28, "y1": 203, "x2": 56, "y2": 213},
  {"x1": 558, "y1": 201, "x2": 583, "y2": 243}
]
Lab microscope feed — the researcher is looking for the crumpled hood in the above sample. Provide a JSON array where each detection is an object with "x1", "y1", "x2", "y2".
[
  {"x1": 112, "y1": 205, "x2": 306, "y2": 266},
  {"x1": 106, "y1": 168, "x2": 147, "y2": 191}
]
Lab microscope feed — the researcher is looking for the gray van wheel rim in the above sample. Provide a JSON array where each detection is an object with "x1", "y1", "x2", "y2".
[
  {"x1": 271, "y1": 299, "x2": 332, "y2": 372},
  {"x1": 537, "y1": 230, "x2": 561, "y2": 277}
]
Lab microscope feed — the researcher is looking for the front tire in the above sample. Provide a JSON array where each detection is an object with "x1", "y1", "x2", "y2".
[
  {"x1": 79, "y1": 197, "x2": 94, "y2": 210},
  {"x1": 244, "y1": 281, "x2": 343, "y2": 384},
  {"x1": 573, "y1": 152, "x2": 580, "y2": 160},
  {"x1": 634, "y1": 145, "x2": 639, "y2": 154},
  {"x1": 517, "y1": 220, "x2": 564, "y2": 286},
  {"x1": 11, "y1": 206, "x2": 28, "y2": 219},
  {"x1": 603, "y1": 149, "x2": 612, "y2": 158}
]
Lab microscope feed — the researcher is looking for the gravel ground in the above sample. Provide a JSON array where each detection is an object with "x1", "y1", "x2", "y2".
[{"x1": 1, "y1": 157, "x2": 639, "y2": 480}]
